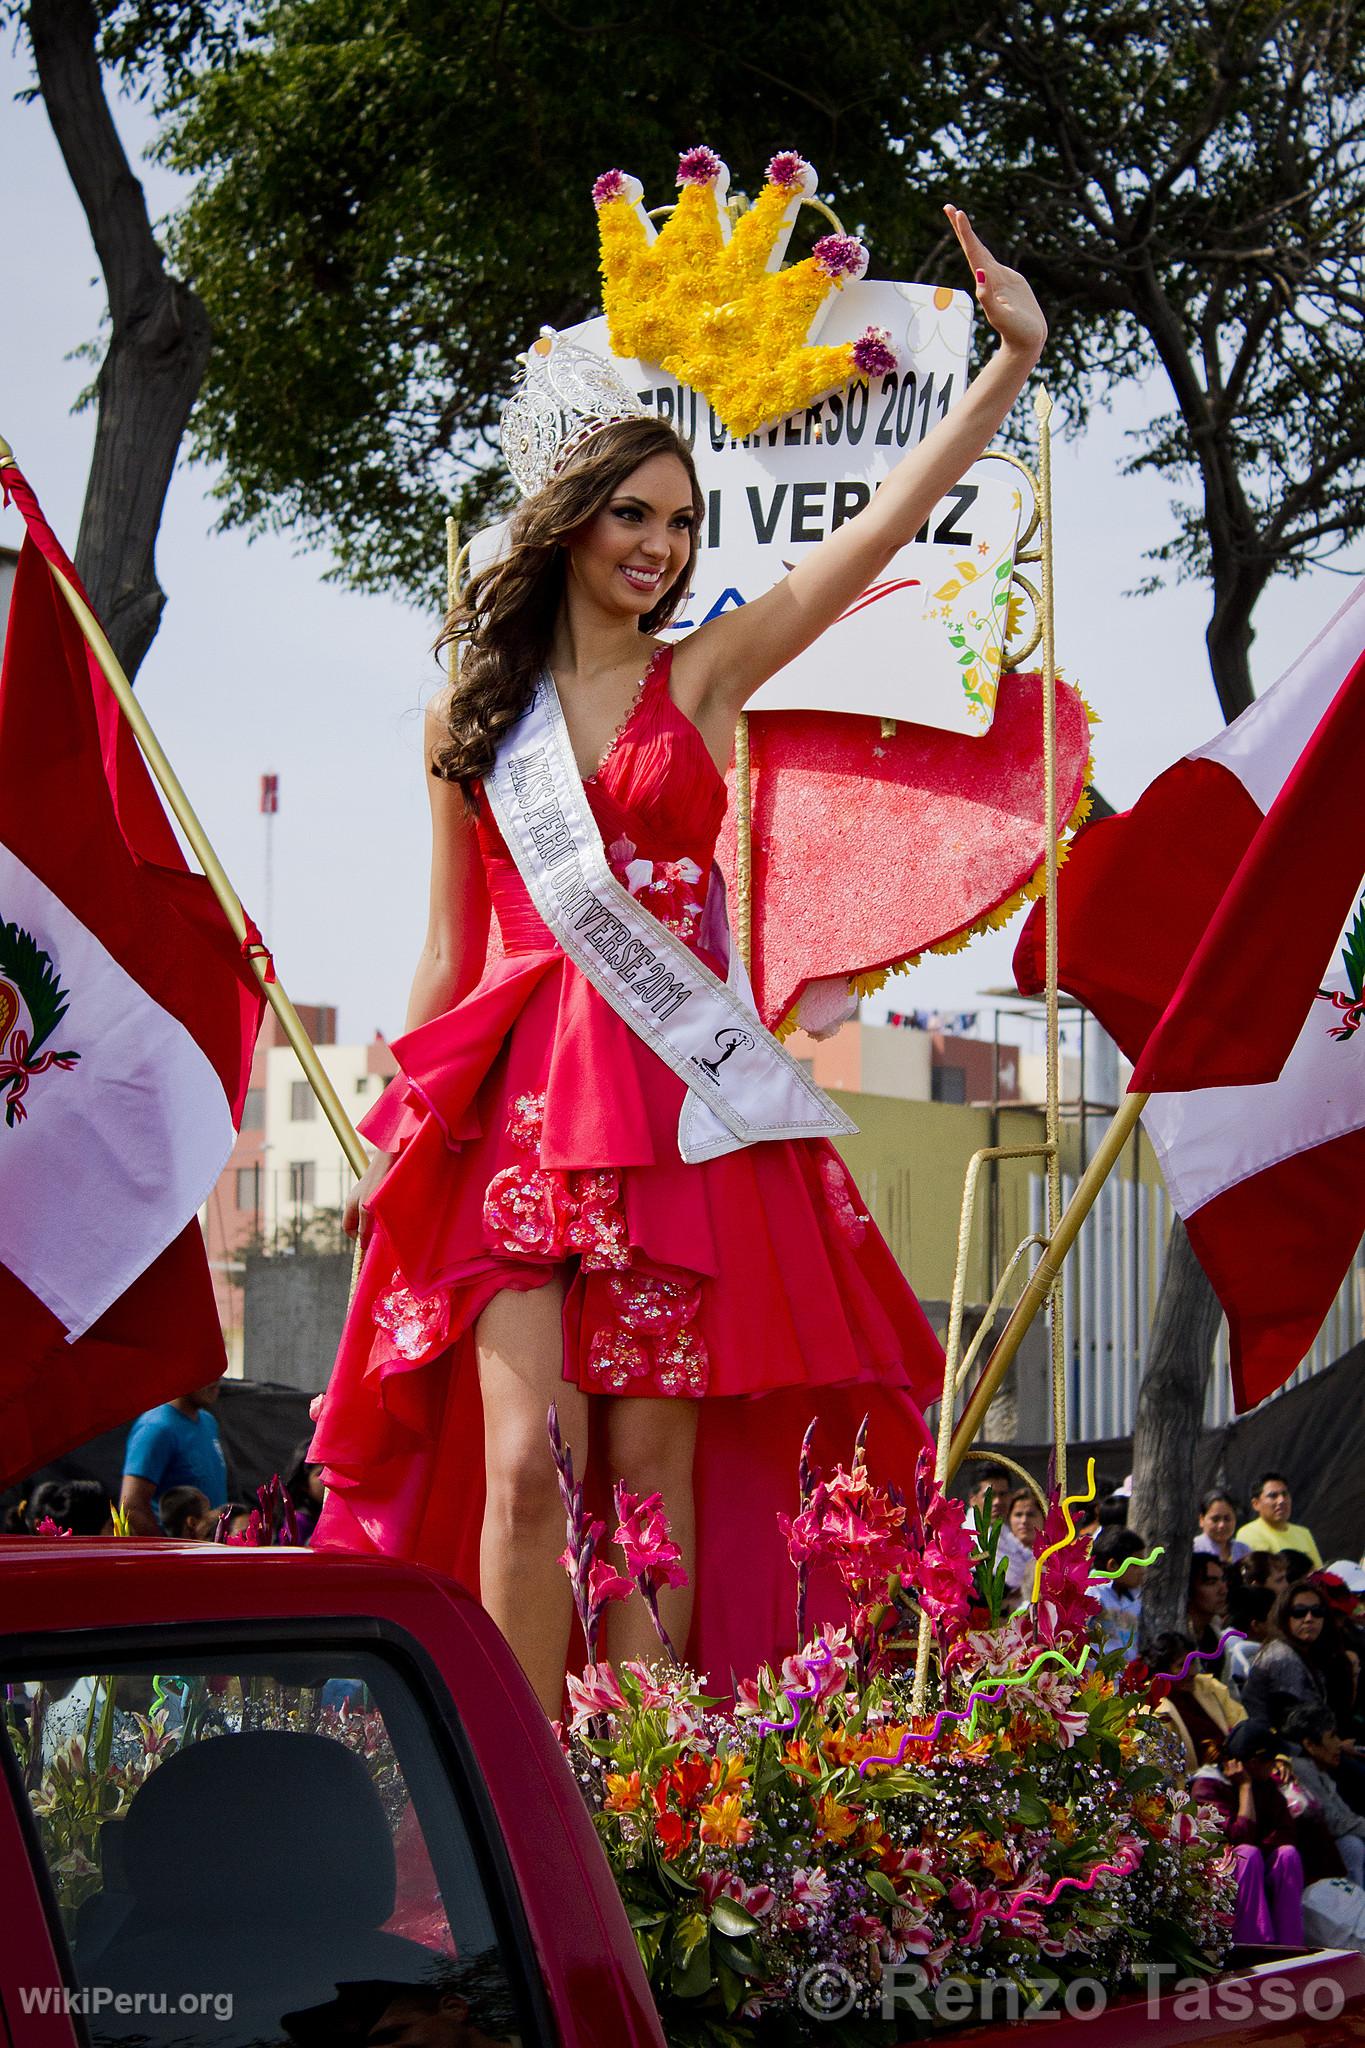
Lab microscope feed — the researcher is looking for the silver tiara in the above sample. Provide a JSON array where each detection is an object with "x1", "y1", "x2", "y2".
[{"x1": 500, "y1": 327, "x2": 649, "y2": 498}]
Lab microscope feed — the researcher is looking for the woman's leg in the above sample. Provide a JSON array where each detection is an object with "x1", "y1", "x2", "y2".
[
  {"x1": 604, "y1": 1394, "x2": 700, "y2": 1669},
  {"x1": 1229, "y1": 1844, "x2": 1273, "y2": 1943},
  {"x1": 476, "y1": 1278, "x2": 587, "y2": 1717}
]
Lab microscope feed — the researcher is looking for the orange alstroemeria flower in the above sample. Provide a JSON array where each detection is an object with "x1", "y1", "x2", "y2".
[
  {"x1": 605, "y1": 1770, "x2": 642, "y2": 1814},
  {"x1": 700, "y1": 1793, "x2": 753, "y2": 1848},
  {"x1": 783, "y1": 1738, "x2": 820, "y2": 1777},
  {"x1": 710, "y1": 1754, "x2": 748, "y2": 1795},
  {"x1": 814, "y1": 1793, "x2": 860, "y2": 1845}
]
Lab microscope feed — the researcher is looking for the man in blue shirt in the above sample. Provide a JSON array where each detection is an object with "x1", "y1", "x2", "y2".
[{"x1": 120, "y1": 1384, "x2": 228, "y2": 1536}]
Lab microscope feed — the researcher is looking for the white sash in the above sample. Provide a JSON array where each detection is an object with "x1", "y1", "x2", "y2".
[{"x1": 483, "y1": 670, "x2": 857, "y2": 1163}]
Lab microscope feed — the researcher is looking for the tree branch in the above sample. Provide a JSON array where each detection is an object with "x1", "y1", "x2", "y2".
[{"x1": 27, "y1": 0, "x2": 212, "y2": 678}]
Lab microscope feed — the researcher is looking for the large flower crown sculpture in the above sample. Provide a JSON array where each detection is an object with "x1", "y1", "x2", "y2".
[{"x1": 593, "y1": 146, "x2": 898, "y2": 440}]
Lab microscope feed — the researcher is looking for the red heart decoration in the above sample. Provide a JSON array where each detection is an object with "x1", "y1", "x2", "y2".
[{"x1": 717, "y1": 672, "x2": 1092, "y2": 1029}]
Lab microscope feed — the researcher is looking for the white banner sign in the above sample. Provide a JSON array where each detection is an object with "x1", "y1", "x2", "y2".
[{"x1": 473, "y1": 282, "x2": 1023, "y2": 733}]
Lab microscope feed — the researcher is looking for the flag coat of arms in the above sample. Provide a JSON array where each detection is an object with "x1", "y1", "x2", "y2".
[
  {"x1": 0, "y1": 467, "x2": 263, "y2": 1484},
  {"x1": 1016, "y1": 581, "x2": 1365, "y2": 1411}
]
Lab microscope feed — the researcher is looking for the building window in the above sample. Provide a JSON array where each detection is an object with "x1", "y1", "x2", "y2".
[
  {"x1": 241, "y1": 1087, "x2": 265, "y2": 1128},
  {"x1": 355, "y1": 1075, "x2": 370, "y2": 1097},
  {"x1": 931, "y1": 1064, "x2": 967, "y2": 1104},
  {"x1": 235, "y1": 1165, "x2": 261, "y2": 1212},
  {"x1": 288, "y1": 1161, "x2": 316, "y2": 1205},
  {"x1": 290, "y1": 1080, "x2": 316, "y2": 1122}
]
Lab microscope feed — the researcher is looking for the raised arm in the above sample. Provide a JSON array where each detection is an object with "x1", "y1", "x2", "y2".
[{"x1": 671, "y1": 208, "x2": 1047, "y2": 738}]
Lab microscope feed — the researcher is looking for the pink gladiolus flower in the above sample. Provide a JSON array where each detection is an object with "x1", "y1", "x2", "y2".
[
  {"x1": 33, "y1": 1517, "x2": 71, "y2": 1538},
  {"x1": 565, "y1": 1663, "x2": 627, "y2": 1729},
  {"x1": 613, "y1": 1487, "x2": 688, "y2": 1589},
  {"x1": 586, "y1": 1558, "x2": 634, "y2": 1608}
]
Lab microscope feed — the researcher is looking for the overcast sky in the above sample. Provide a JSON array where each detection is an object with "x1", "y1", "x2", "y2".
[{"x1": 2, "y1": 40, "x2": 1352, "y2": 1057}]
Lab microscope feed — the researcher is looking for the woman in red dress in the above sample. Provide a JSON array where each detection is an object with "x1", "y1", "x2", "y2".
[{"x1": 311, "y1": 208, "x2": 1047, "y2": 1713}]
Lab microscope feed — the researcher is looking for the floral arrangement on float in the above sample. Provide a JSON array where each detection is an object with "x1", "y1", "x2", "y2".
[{"x1": 549, "y1": 1414, "x2": 1235, "y2": 2043}]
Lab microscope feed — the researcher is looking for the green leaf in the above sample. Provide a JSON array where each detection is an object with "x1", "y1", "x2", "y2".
[
  {"x1": 1013, "y1": 1790, "x2": 1049, "y2": 1826},
  {"x1": 708, "y1": 1895, "x2": 759, "y2": 1937},
  {"x1": 670, "y1": 1930, "x2": 713, "y2": 2000},
  {"x1": 865, "y1": 1868, "x2": 900, "y2": 1903}
]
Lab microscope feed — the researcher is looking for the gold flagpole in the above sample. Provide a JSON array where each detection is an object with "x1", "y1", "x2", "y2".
[{"x1": 0, "y1": 435, "x2": 368, "y2": 1180}]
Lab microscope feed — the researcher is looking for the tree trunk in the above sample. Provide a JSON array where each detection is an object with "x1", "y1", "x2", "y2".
[
  {"x1": 27, "y1": 0, "x2": 211, "y2": 681},
  {"x1": 1129, "y1": 1219, "x2": 1225, "y2": 1644}
]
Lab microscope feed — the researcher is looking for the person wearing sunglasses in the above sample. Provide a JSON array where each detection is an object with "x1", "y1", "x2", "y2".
[{"x1": 1242, "y1": 1584, "x2": 1357, "y2": 1736}]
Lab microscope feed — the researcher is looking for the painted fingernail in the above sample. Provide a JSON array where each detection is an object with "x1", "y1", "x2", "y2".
[{"x1": 976, "y1": 269, "x2": 986, "y2": 284}]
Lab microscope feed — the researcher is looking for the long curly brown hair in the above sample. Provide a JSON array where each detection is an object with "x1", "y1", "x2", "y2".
[{"x1": 432, "y1": 418, "x2": 704, "y2": 794}]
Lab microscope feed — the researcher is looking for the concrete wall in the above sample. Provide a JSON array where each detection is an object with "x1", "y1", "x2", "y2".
[{"x1": 243, "y1": 1251, "x2": 353, "y2": 1392}]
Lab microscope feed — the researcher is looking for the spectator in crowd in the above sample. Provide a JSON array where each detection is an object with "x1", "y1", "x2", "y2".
[
  {"x1": 284, "y1": 1442, "x2": 327, "y2": 1543},
  {"x1": 998, "y1": 1486, "x2": 1045, "y2": 1596},
  {"x1": 25, "y1": 1478, "x2": 109, "y2": 1535},
  {"x1": 1242, "y1": 1582, "x2": 1357, "y2": 1734},
  {"x1": 1092, "y1": 1527, "x2": 1150, "y2": 1661},
  {"x1": 1188, "y1": 1555, "x2": 1232, "y2": 1678},
  {"x1": 966, "y1": 1465, "x2": 1012, "y2": 1522},
  {"x1": 1243, "y1": 1550, "x2": 1291, "y2": 1599},
  {"x1": 1095, "y1": 1491, "x2": 1131, "y2": 1531},
  {"x1": 1236, "y1": 1473, "x2": 1323, "y2": 1568},
  {"x1": 157, "y1": 1486, "x2": 214, "y2": 1541},
  {"x1": 119, "y1": 1384, "x2": 228, "y2": 1537},
  {"x1": 1283, "y1": 1704, "x2": 1365, "y2": 1886},
  {"x1": 1194, "y1": 1490, "x2": 1251, "y2": 1566},
  {"x1": 1006, "y1": 1488, "x2": 1044, "y2": 1547},
  {"x1": 1194, "y1": 1720, "x2": 1344, "y2": 1945},
  {"x1": 1149, "y1": 1629, "x2": 1247, "y2": 1776},
  {"x1": 1226, "y1": 1585, "x2": 1278, "y2": 1696}
]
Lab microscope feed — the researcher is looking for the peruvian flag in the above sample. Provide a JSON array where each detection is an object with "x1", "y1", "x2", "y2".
[
  {"x1": 1016, "y1": 580, "x2": 1365, "y2": 1409},
  {"x1": 0, "y1": 466, "x2": 263, "y2": 1484}
]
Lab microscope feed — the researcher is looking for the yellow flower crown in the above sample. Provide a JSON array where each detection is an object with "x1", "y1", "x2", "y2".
[{"x1": 592, "y1": 147, "x2": 898, "y2": 440}]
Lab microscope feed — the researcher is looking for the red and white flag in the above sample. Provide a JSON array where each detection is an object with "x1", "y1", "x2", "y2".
[
  {"x1": 1016, "y1": 581, "x2": 1365, "y2": 1409},
  {"x1": 0, "y1": 466, "x2": 263, "y2": 1484}
]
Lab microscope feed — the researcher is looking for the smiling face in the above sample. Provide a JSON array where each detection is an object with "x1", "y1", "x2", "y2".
[{"x1": 565, "y1": 452, "x2": 696, "y2": 621}]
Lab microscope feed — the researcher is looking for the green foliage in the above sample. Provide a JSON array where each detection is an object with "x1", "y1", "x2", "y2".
[
  {"x1": 154, "y1": 0, "x2": 958, "y2": 606},
  {"x1": 145, "y1": 0, "x2": 1365, "y2": 627}
]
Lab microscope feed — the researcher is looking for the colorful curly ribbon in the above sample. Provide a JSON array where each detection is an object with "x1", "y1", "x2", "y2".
[
  {"x1": 1089, "y1": 1545, "x2": 1164, "y2": 1579},
  {"x1": 1027, "y1": 1458, "x2": 1097, "y2": 1606},
  {"x1": 1154, "y1": 1627, "x2": 1246, "y2": 1685},
  {"x1": 856, "y1": 1644, "x2": 1092, "y2": 1775}
]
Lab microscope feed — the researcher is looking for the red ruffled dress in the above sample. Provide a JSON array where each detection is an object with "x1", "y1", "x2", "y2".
[{"x1": 311, "y1": 648, "x2": 941, "y2": 1684}]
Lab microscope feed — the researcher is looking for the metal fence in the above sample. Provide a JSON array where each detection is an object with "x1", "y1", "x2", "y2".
[{"x1": 1027, "y1": 1174, "x2": 1365, "y2": 1436}]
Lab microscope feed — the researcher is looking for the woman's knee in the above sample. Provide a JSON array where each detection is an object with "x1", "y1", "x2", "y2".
[{"x1": 484, "y1": 1426, "x2": 566, "y2": 1532}]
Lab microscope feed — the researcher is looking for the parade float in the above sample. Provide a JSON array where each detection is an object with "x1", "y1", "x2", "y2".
[{"x1": 3, "y1": 140, "x2": 1362, "y2": 2048}]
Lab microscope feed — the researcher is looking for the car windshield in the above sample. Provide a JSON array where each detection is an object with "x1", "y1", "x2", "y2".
[{"x1": 2, "y1": 1644, "x2": 531, "y2": 2047}]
